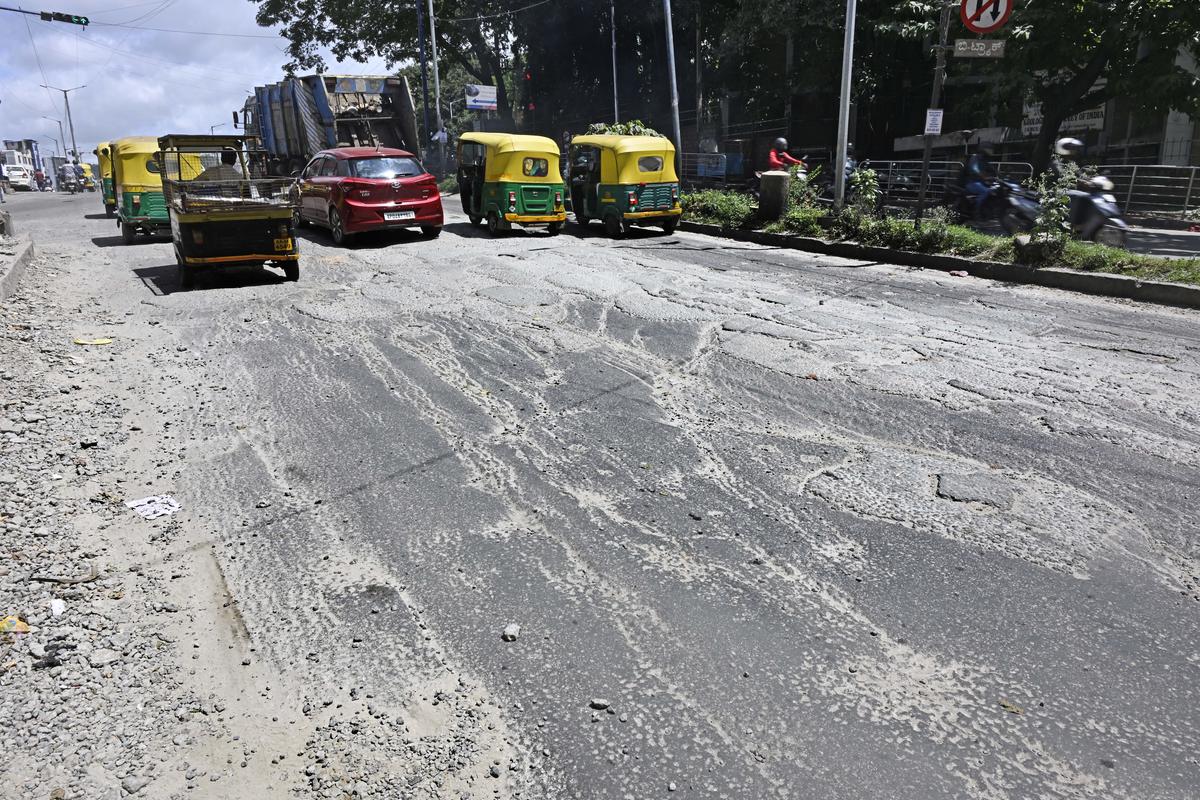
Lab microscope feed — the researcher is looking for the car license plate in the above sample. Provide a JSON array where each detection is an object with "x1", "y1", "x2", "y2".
[
  {"x1": 273, "y1": 237, "x2": 292, "y2": 251},
  {"x1": 383, "y1": 211, "x2": 415, "y2": 221}
]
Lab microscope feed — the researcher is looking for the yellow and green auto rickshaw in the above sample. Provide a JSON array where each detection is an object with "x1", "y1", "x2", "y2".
[
  {"x1": 568, "y1": 134, "x2": 681, "y2": 236},
  {"x1": 113, "y1": 136, "x2": 183, "y2": 244},
  {"x1": 158, "y1": 134, "x2": 299, "y2": 290},
  {"x1": 80, "y1": 163, "x2": 96, "y2": 192},
  {"x1": 94, "y1": 142, "x2": 116, "y2": 215},
  {"x1": 456, "y1": 132, "x2": 567, "y2": 235}
]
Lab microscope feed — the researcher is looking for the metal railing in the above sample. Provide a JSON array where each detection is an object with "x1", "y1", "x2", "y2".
[
  {"x1": 869, "y1": 160, "x2": 1035, "y2": 207},
  {"x1": 1093, "y1": 165, "x2": 1198, "y2": 218}
]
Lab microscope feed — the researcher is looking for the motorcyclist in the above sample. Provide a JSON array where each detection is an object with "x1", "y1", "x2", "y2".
[
  {"x1": 1049, "y1": 137, "x2": 1084, "y2": 182},
  {"x1": 958, "y1": 141, "x2": 998, "y2": 218},
  {"x1": 766, "y1": 137, "x2": 805, "y2": 171}
]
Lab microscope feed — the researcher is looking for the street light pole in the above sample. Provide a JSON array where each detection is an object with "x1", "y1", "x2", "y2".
[
  {"x1": 611, "y1": 0, "x2": 619, "y2": 123},
  {"x1": 43, "y1": 116, "x2": 66, "y2": 159},
  {"x1": 832, "y1": 0, "x2": 857, "y2": 210},
  {"x1": 210, "y1": 123, "x2": 225, "y2": 134},
  {"x1": 661, "y1": 0, "x2": 683, "y2": 171},
  {"x1": 41, "y1": 84, "x2": 84, "y2": 159},
  {"x1": 427, "y1": 0, "x2": 445, "y2": 174}
]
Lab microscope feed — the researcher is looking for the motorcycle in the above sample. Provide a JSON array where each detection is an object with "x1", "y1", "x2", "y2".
[
  {"x1": 60, "y1": 174, "x2": 78, "y2": 194},
  {"x1": 1069, "y1": 175, "x2": 1127, "y2": 247},
  {"x1": 948, "y1": 178, "x2": 1039, "y2": 234}
]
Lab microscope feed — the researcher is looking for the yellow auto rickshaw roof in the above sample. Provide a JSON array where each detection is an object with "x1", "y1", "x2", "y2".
[
  {"x1": 157, "y1": 133, "x2": 250, "y2": 151},
  {"x1": 112, "y1": 136, "x2": 161, "y2": 155},
  {"x1": 459, "y1": 132, "x2": 561, "y2": 156},
  {"x1": 570, "y1": 134, "x2": 676, "y2": 154}
]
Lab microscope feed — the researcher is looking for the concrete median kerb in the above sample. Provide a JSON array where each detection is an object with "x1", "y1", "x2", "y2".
[
  {"x1": 679, "y1": 220, "x2": 1200, "y2": 311},
  {"x1": 0, "y1": 237, "x2": 36, "y2": 303}
]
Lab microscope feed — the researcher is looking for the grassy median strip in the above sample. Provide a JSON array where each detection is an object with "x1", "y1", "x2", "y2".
[{"x1": 681, "y1": 189, "x2": 1200, "y2": 287}]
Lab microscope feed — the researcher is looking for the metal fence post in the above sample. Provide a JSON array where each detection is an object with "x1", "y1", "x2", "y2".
[
  {"x1": 1123, "y1": 165, "x2": 1138, "y2": 214},
  {"x1": 1184, "y1": 166, "x2": 1196, "y2": 215}
]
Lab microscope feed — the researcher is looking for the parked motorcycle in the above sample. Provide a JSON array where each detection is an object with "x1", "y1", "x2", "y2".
[{"x1": 1069, "y1": 175, "x2": 1128, "y2": 247}]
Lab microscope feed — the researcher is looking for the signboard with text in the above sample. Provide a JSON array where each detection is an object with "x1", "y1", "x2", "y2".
[
  {"x1": 924, "y1": 109, "x2": 945, "y2": 136},
  {"x1": 465, "y1": 84, "x2": 498, "y2": 111},
  {"x1": 954, "y1": 39, "x2": 1005, "y2": 58}
]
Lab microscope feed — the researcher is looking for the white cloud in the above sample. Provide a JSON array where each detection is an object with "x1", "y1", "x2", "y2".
[{"x1": 0, "y1": 0, "x2": 394, "y2": 161}]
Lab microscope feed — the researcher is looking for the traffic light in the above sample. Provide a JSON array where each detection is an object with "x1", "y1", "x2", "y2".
[{"x1": 40, "y1": 11, "x2": 89, "y2": 26}]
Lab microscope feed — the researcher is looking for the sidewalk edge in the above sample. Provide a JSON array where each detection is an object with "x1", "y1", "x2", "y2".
[
  {"x1": 678, "y1": 221, "x2": 1200, "y2": 311},
  {"x1": 0, "y1": 237, "x2": 35, "y2": 303}
]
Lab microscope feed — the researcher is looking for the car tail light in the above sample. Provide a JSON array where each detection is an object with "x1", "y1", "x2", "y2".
[{"x1": 627, "y1": 191, "x2": 638, "y2": 207}]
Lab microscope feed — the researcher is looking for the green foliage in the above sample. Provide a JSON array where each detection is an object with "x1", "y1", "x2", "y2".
[
  {"x1": 585, "y1": 121, "x2": 665, "y2": 138},
  {"x1": 788, "y1": 164, "x2": 823, "y2": 210},
  {"x1": 766, "y1": 205, "x2": 827, "y2": 237},
  {"x1": 681, "y1": 190, "x2": 756, "y2": 229},
  {"x1": 437, "y1": 175, "x2": 459, "y2": 194},
  {"x1": 848, "y1": 167, "x2": 880, "y2": 216}
]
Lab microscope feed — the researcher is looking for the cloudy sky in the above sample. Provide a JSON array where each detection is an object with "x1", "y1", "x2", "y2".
[{"x1": 0, "y1": 0, "x2": 391, "y2": 162}]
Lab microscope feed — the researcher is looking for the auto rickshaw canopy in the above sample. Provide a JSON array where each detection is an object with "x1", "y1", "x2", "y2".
[
  {"x1": 94, "y1": 141, "x2": 113, "y2": 179},
  {"x1": 112, "y1": 137, "x2": 165, "y2": 188},
  {"x1": 458, "y1": 132, "x2": 563, "y2": 184},
  {"x1": 570, "y1": 134, "x2": 678, "y2": 185}
]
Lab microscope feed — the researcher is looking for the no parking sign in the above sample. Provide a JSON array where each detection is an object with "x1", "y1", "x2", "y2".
[{"x1": 960, "y1": 0, "x2": 1012, "y2": 34}]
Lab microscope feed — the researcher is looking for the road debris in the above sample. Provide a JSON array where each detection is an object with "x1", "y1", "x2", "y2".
[
  {"x1": 502, "y1": 623, "x2": 521, "y2": 642},
  {"x1": 71, "y1": 337, "x2": 113, "y2": 346},
  {"x1": 125, "y1": 495, "x2": 181, "y2": 519},
  {"x1": 999, "y1": 699, "x2": 1024, "y2": 714},
  {"x1": 1, "y1": 615, "x2": 30, "y2": 634},
  {"x1": 948, "y1": 270, "x2": 970, "y2": 277}
]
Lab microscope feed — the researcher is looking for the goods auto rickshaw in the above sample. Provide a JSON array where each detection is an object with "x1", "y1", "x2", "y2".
[
  {"x1": 157, "y1": 134, "x2": 299, "y2": 290},
  {"x1": 112, "y1": 136, "x2": 172, "y2": 243},
  {"x1": 80, "y1": 163, "x2": 96, "y2": 192},
  {"x1": 568, "y1": 134, "x2": 681, "y2": 236},
  {"x1": 456, "y1": 132, "x2": 566, "y2": 235},
  {"x1": 94, "y1": 142, "x2": 116, "y2": 216}
]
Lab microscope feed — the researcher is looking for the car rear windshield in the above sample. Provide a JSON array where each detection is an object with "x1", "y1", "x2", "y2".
[{"x1": 349, "y1": 157, "x2": 423, "y2": 179}]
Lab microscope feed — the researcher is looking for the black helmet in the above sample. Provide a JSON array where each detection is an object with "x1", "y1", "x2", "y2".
[{"x1": 773, "y1": 137, "x2": 788, "y2": 152}]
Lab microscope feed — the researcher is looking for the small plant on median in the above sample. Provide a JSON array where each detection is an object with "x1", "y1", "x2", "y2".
[
  {"x1": 681, "y1": 189, "x2": 756, "y2": 229},
  {"x1": 848, "y1": 166, "x2": 881, "y2": 216}
]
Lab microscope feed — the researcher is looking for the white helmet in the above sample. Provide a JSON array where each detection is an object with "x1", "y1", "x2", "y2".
[{"x1": 1054, "y1": 137, "x2": 1084, "y2": 157}]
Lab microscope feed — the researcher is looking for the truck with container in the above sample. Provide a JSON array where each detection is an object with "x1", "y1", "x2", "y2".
[{"x1": 236, "y1": 75, "x2": 422, "y2": 177}]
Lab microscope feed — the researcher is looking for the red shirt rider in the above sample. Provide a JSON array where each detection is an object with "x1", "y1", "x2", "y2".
[{"x1": 767, "y1": 138, "x2": 804, "y2": 170}]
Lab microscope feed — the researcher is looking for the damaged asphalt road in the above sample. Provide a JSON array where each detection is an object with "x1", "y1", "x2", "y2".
[{"x1": 3, "y1": 191, "x2": 1198, "y2": 799}]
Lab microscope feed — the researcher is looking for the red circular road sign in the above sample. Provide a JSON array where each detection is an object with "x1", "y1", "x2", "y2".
[{"x1": 960, "y1": 0, "x2": 1012, "y2": 34}]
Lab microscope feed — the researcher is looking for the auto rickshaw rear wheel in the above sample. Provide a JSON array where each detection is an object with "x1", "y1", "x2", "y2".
[
  {"x1": 603, "y1": 214, "x2": 623, "y2": 239},
  {"x1": 486, "y1": 211, "x2": 506, "y2": 236},
  {"x1": 468, "y1": 214, "x2": 482, "y2": 226},
  {"x1": 105, "y1": 206, "x2": 114, "y2": 218},
  {"x1": 283, "y1": 263, "x2": 300, "y2": 282},
  {"x1": 121, "y1": 223, "x2": 137, "y2": 245},
  {"x1": 575, "y1": 214, "x2": 590, "y2": 226},
  {"x1": 421, "y1": 226, "x2": 441, "y2": 239},
  {"x1": 547, "y1": 222, "x2": 563, "y2": 236},
  {"x1": 293, "y1": 208, "x2": 305, "y2": 229},
  {"x1": 662, "y1": 218, "x2": 678, "y2": 235}
]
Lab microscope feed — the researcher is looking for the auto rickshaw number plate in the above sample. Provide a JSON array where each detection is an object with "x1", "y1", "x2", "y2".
[
  {"x1": 273, "y1": 238, "x2": 293, "y2": 251},
  {"x1": 384, "y1": 211, "x2": 416, "y2": 221}
]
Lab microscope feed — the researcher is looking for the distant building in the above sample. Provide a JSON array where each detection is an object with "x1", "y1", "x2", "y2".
[{"x1": 3, "y1": 139, "x2": 44, "y2": 171}]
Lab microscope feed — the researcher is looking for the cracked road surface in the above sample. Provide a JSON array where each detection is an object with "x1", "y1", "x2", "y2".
[{"x1": 7, "y1": 191, "x2": 1200, "y2": 799}]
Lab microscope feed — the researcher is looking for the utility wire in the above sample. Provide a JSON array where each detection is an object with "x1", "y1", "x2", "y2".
[
  {"x1": 21, "y1": 9, "x2": 59, "y2": 116},
  {"x1": 89, "y1": 20, "x2": 280, "y2": 38},
  {"x1": 444, "y1": 0, "x2": 553, "y2": 23}
]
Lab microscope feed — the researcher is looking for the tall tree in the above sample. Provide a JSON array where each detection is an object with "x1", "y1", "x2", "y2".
[
  {"x1": 252, "y1": 0, "x2": 519, "y2": 122},
  {"x1": 882, "y1": 0, "x2": 1200, "y2": 170}
]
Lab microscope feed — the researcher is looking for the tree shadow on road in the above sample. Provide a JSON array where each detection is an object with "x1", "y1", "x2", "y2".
[
  {"x1": 133, "y1": 263, "x2": 287, "y2": 296},
  {"x1": 295, "y1": 227, "x2": 435, "y2": 251}
]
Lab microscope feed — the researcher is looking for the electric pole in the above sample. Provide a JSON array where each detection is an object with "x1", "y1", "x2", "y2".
[
  {"x1": 414, "y1": 0, "x2": 431, "y2": 152},
  {"x1": 428, "y1": 0, "x2": 444, "y2": 173},
  {"x1": 915, "y1": 1, "x2": 953, "y2": 222},
  {"x1": 41, "y1": 84, "x2": 84, "y2": 160},
  {"x1": 832, "y1": 0, "x2": 857, "y2": 210},
  {"x1": 662, "y1": 0, "x2": 683, "y2": 171},
  {"x1": 611, "y1": 0, "x2": 619, "y2": 123}
]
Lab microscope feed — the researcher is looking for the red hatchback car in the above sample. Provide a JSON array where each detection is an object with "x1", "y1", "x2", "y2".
[{"x1": 292, "y1": 147, "x2": 443, "y2": 245}]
